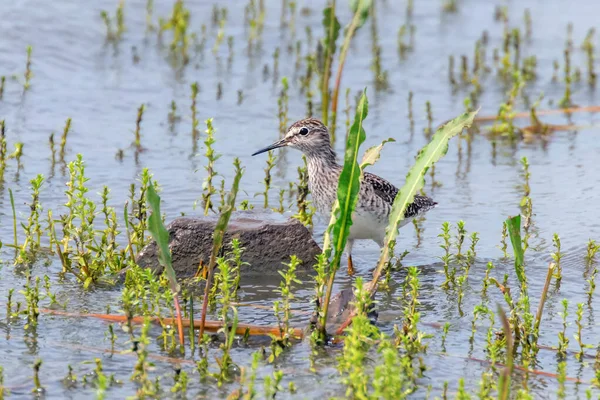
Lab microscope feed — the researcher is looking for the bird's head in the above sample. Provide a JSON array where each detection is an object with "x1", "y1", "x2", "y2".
[{"x1": 252, "y1": 118, "x2": 331, "y2": 157}]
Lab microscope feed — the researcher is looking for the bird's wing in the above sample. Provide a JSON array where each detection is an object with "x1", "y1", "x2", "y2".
[
  {"x1": 362, "y1": 171, "x2": 437, "y2": 218},
  {"x1": 362, "y1": 171, "x2": 398, "y2": 205}
]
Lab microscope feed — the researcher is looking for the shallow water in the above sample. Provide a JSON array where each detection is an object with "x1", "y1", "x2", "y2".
[{"x1": 1, "y1": 0, "x2": 600, "y2": 398}]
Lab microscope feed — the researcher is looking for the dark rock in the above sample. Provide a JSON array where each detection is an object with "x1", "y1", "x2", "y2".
[{"x1": 136, "y1": 211, "x2": 321, "y2": 278}]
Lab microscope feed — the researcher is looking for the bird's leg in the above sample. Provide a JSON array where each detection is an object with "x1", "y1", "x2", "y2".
[
  {"x1": 347, "y1": 254, "x2": 355, "y2": 275},
  {"x1": 346, "y1": 239, "x2": 355, "y2": 275}
]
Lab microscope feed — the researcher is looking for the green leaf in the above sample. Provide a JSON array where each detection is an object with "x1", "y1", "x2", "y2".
[
  {"x1": 146, "y1": 184, "x2": 180, "y2": 294},
  {"x1": 370, "y1": 109, "x2": 478, "y2": 292},
  {"x1": 506, "y1": 215, "x2": 526, "y2": 287},
  {"x1": 360, "y1": 138, "x2": 395, "y2": 170},
  {"x1": 208, "y1": 159, "x2": 244, "y2": 265},
  {"x1": 331, "y1": 89, "x2": 368, "y2": 269},
  {"x1": 321, "y1": 6, "x2": 341, "y2": 56},
  {"x1": 350, "y1": 0, "x2": 372, "y2": 29},
  {"x1": 319, "y1": 89, "x2": 369, "y2": 338}
]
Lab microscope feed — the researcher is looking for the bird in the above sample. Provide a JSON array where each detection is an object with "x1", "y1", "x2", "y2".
[{"x1": 252, "y1": 118, "x2": 437, "y2": 274}]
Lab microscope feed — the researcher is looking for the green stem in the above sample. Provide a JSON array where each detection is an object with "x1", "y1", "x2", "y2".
[
  {"x1": 321, "y1": 0, "x2": 337, "y2": 127},
  {"x1": 9, "y1": 188, "x2": 17, "y2": 250},
  {"x1": 330, "y1": 6, "x2": 362, "y2": 139}
]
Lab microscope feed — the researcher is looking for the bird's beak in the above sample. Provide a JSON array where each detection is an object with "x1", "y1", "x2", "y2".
[{"x1": 251, "y1": 138, "x2": 288, "y2": 156}]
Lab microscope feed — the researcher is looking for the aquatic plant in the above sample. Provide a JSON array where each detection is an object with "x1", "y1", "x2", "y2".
[
  {"x1": 200, "y1": 118, "x2": 220, "y2": 215},
  {"x1": 133, "y1": 104, "x2": 145, "y2": 151},
  {"x1": 212, "y1": 7, "x2": 227, "y2": 55},
  {"x1": 198, "y1": 158, "x2": 244, "y2": 340},
  {"x1": 15, "y1": 174, "x2": 44, "y2": 264},
  {"x1": 365, "y1": 110, "x2": 477, "y2": 302},
  {"x1": 259, "y1": 149, "x2": 276, "y2": 209},
  {"x1": 552, "y1": 233, "x2": 563, "y2": 282},
  {"x1": 160, "y1": 0, "x2": 192, "y2": 64},
  {"x1": 100, "y1": 0, "x2": 125, "y2": 41},
  {"x1": 337, "y1": 278, "x2": 379, "y2": 398},
  {"x1": 329, "y1": 0, "x2": 371, "y2": 139},
  {"x1": 58, "y1": 118, "x2": 72, "y2": 162},
  {"x1": 23, "y1": 46, "x2": 33, "y2": 90},
  {"x1": 214, "y1": 256, "x2": 239, "y2": 384},
  {"x1": 559, "y1": 49, "x2": 572, "y2": 107},
  {"x1": 277, "y1": 77, "x2": 289, "y2": 137},
  {"x1": 317, "y1": 90, "x2": 369, "y2": 339},
  {"x1": 146, "y1": 184, "x2": 185, "y2": 345},
  {"x1": 272, "y1": 255, "x2": 301, "y2": 352},
  {"x1": 32, "y1": 359, "x2": 44, "y2": 394},
  {"x1": 369, "y1": 1, "x2": 388, "y2": 90}
]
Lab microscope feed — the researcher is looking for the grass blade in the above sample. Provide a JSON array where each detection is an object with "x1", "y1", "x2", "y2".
[
  {"x1": 146, "y1": 184, "x2": 184, "y2": 345},
  {"x1": 506, "y1": 215, "x2": 526, "y2": 288},
  {"x1": 320, "y1": 3, "x2": 341, "y2": 125},
  {"x1": 198, "y1": 158, "x2": 244, "y2": 340}
]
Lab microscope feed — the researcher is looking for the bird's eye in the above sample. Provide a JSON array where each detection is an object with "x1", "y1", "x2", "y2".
[{"x1": 299, "y1": 127, "x2": 309, "y2": 136}]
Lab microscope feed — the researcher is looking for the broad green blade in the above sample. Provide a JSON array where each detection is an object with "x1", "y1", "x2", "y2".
[
  {"x1": 506, "y1": 215, "x2": 526, "y2": 287},
  {"x1": 383, "y1": 110, "x2": 477, "y2": 246},
  {"x1": 321, "y1": 6, "x2": 340, "y2": 56},
  {"x1": 370, "y1": 109, "x2": 478, "y2": 292},
  {"x1": 331, "y1": 89, "x2": 368, "y2": 270},
  {"x1": 146, "y1": 184, "x2": 179, "y2": 293},
  {"x1": 360, "y1": 138, "x2": 395, "y2": 170}
]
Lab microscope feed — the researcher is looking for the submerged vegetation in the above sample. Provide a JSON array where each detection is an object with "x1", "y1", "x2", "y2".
[{"x1": 0, "y1": 0, "x2": 599, "y2": 398}]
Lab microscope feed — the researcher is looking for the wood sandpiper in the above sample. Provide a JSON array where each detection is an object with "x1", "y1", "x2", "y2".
[{"x1": 252, "y1": 118, "x2": 437, "y2": 273}]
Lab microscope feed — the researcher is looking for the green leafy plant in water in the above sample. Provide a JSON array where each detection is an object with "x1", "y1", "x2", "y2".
[
  {"x1": 395, "y1": 266, "x2": 430, "y2": 356},
  {"x1": 59, "y1": 155, "x2": 105, "y2": 285},
  {"x1": 260, "y1": 150, "x2": 276, "y2": 209},
  {"x1": 21, "y1": 45, "x2": 33, "y2": 90},
  {"x1": 506, "y1": 215, "x2": 526, "y2": 289},
  {"x1": 320, "y1": 3, "x2": 341, "y2": 127},
  {"x1": 229, "y1": 239, "x2": 248, "y2": 298},
  {"x1": 317, "y1": 90, "x2": 369, "y2": 340},
  {"x1": 557, "y1": 299, "x2": 569, "y2": 357},
  {"x1": 214, "y1": 256, "x2": 239, "y2": 385},
  {"x1": 337, "y1": 277, "x2": 379, "y2": 399},
  {"x1": 198, "y1": 158, "x2": 244, "y2": 341},
  {"x1": 160, "y1": 0, "x2": 192, "y2": 64},
  {"x1": 171, "y1": 368, "x2": 189, "y2": 394},
  {"x1": 277, "y1": 77, "x2": 289, "y2": 136},
  {"x1": 263, "y1": 370, "x2": 283, "y2": 399},
  {"x1": 59, "y1": 118, "x2": 72, "y2": 163},
  {"x1": 15, "y1": 174, "x2": 44, "y2": 265},
  {"x1": 32, "y1": 359, "x2": 43, "y2": 394},
  {"x1": 100, "y1": 1, "x2": 125, "y2": 41},
  {"x1": 497, "y1": 306, "x2": 513, "y2": 400},
  {"x1": 270, "y1": 255, "x2": 301, "y2": 359},
  {"x1": 490, "y1": 71, "x2": 524, "y2": 140},
  {"x1": 365, "y1": 110, "x2": 478, "y2": 303},
  {"x1": 439, "y1": 222, "x2": 453, "y2": 288},
  {"x1": 133, "y1": 104, "x2": 145, "y2": 151},
  {"x1": 0, "y1": 120, "x2": 6, "y2": 180},
  {"x1": 0, "y1": 366, "x2": 8, "y2": 398},
  {"x1": 146, "y1": 183, "x2": 185, "y2": 346},
  {"x1": 130, "y1": 317, "x2": 158, "y2": 396},
  {"x1": 292, "y1": 157, "x2": 314, "y2": 227},
  {"x1": 552, "y1": 233, "x2": 563, "y2": 282},
  {"x1": 200, "y1": 118, "x2": 221, "y2": 215},
  {"x1": 329, "y1": 0, "x2": 372, "y2": 139}
]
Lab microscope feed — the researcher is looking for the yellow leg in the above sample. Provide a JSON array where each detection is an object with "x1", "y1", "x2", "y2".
[{"x1": 347, "y1": 254, "x2": 355, "y2": 275}]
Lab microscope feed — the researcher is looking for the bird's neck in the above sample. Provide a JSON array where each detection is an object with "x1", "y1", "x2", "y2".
[{"x1": 305, "y1": 145, "x2": 340, "y2": 181}]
